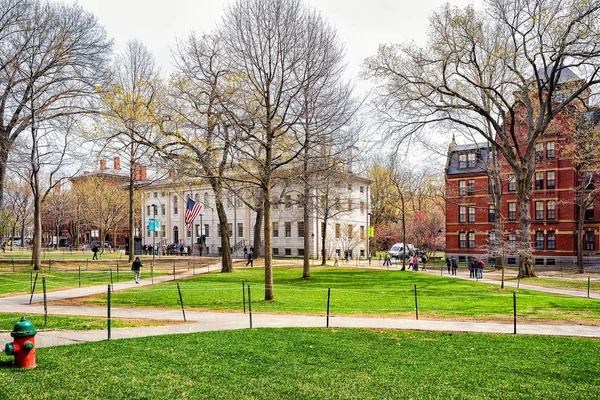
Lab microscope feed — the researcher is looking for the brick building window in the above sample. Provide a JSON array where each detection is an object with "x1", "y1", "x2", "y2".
[
  {"x1": 146, "y1": 205, "x2": 151, "y2": 216},
  {"x1": 285, "y1": 248, "x2": 292, "y2": 256},
  {"x1": 459, "y1": 206, "x2": 467, "y2": 223},
  {"x1": 273, "y1": 222, "x2": 279, "y2": 238},
  {"x1": 468, "y1": 232, "x2": 475, "y2": 248},
  {"x1": 546, "y1": 171, "x2": 556, "y2": 189},
  {"x1": 585, "y1": 205, "x2": 594, "y2": 221},
  {"x1": 535, "y1": 231, "x2": 544, "y2": 250},
  {"x1": 161, "y1": 204, "x2": 166, "y2": 215},
  {"x1": 508, "y1": 203, "x2": 516, "y2": 221},
  {"x1": 547, "y1": 231, "x2": 556, "y2": 250},
  {"x1": 488, "y1": 230, "x2": 496, "y2": 246},
  {"x1": 468, "y1": 180, "x2": 475, "y2": 195},
  {"x1": 285, "y1": 222, "x2": 292, "y2": 237},
  {"x1": 584, "y1": 172, "x2": 595, "y2": 190},
  {"x1": 204, "y1": 224, "x2": 209, "y2": 238},
  {"x1": 535, "y1": 172, "x2": 544, "y2": 190},
  {"x1": 547, "y1": 201, "x2": 556, "y2": 220},
  {"x1": 488, "y1": 204, "x2": 495, "y2": 222},
  {"x1": 508, "y1": 175, "x2": 516, "y2": 192},
  {"x1": 535, "y1": 201, "x2": 544, "y2": 220},
  {"x1": 238, "y1": 223, "x2": 244, "y2": 238},
  {"x1": 459, "y1": 180, "x2": 466, "y2": 196},
  {"x1": 508, "y1": 231, "x2": 516, "y2": 249},
  {"x1": 546, "y1": 141, "x2": 555, "y2": 158},
  {"x1": 459, "y1": 232, "x2": 466, "y2": 249},
  {"x1": 335, "y1": 223, "x2": 340, "y2": 239},
  {"x1": 535, "y1": 142, "x2": 543, "y2": 160},
  {"x1": 468, "y1": 206, "x2": 475, "y2": 223},
  {"x1": 348, "y1": 224, "x2": 354, "y2": 239},
  {"x1": 173, "y1": 196, "x2": 178, "y2": 215},
  {"x1": 586, "y1": 231, "x2": 595, "y2": 251}
]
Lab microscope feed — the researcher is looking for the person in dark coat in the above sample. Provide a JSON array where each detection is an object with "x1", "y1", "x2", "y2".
[
  {"x1": 92, "y1": 245, "x2": 99, "y2": 260},
  {"x1": 131, "y1": 256, "x2": 143, "y2": 284},
  {"x1": 246, "y1": 248, "x2": 254, "y2": 267}
]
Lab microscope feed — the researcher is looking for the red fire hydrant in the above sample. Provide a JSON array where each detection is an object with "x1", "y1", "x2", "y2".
[{"x1": 4, "y1": 316, "x2": 37, "y2": 368}]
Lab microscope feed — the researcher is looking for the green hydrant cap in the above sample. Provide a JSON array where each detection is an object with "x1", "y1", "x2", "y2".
[{"x1": 10, "y1": 317, "x2": 37, "y2": 338}]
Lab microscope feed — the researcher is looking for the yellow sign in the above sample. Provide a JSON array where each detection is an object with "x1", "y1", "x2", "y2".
[{"x1": 368, "y1": 226, "x2": 374, "y2": 237}]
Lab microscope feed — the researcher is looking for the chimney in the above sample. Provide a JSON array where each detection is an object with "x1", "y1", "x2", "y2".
[
  {"x1": 99, "y1": 159, "x2": 106, "y2": 170},
  {"x1": 168, "y1": 169, "x2": 176, "y2": 179},
  {"x1": 113, "y1": 157, "x2": 120, "y2": 170},
  {"x1": 133, "y1": 163, "x2": 147, "y2": 181}
]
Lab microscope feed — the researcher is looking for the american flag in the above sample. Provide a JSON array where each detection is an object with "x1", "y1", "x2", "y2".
[{"x1": 185, "y1": 198, "x2": 202, "y2": 226}]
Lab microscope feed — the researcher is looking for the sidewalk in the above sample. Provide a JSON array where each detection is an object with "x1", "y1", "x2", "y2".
[{"x1": 1, "y1": 261, "x2": 600, "y2": 350}]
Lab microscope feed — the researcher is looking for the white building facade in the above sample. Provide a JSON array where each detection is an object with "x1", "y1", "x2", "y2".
[{"x1": 140, "y1": 175, "x2": 372, "y2": 259}]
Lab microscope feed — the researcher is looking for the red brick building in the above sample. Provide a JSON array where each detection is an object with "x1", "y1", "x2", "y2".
[{"x1": 445, "y1": 107, "x2": 600, "y2": 266}]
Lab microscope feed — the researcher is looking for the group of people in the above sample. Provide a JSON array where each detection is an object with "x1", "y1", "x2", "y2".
[
  {"x1": 382, "y1": 253, "x2": 428, "y2": 271},
  {"x1": 444, "y1": 256, "x2": 485, "y2": 278},
  {"x1": 445, "y1": 256, "x2": 459, "y2": 275}
]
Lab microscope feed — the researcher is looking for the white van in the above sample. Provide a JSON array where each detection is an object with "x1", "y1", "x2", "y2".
[{"x1": 389, "y1": 243, "x2": 415, "y2": 259}]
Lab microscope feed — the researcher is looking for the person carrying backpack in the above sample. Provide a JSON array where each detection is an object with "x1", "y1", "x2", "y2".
[
  {"x1": 451, "y1": 256, "x2": 458, "y2": 275},
  {"x1": 421, "y1": 254, "x2": 427, "y2": 271},
  {"x1": 131, "y1": 256, "x2": 143, "y2": 284}
]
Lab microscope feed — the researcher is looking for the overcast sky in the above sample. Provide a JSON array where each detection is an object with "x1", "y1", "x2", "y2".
[{"x1": 64, "y1": 0, "x2": 475, "y2": 81}]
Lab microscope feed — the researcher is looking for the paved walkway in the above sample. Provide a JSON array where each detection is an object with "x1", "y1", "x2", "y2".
[{"x1": 1, "y1": 261, "x2": 600, "y2": 350}]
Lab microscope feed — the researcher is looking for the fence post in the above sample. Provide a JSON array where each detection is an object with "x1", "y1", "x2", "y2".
[
  {"x1": 110, "y1": 269, "x2": 113, "y2": 291},
  {"x1": 12, "y1": 258, "x2": 14, "y2": 272},
  {"x1": 43, "y1": 277, "x2": 48, "y2": 328},
  {"x1": 78, "y1": 266, "x2": 81, "y2": 287},
  {"x1": 248, "y1": 285, "x2": 253, "y2": 329},
  {"x1": 414, "y1": 284, "x2": 419, "y2": 320},
  {"x1": 588, "y1": 277, "x2": 591, "y2": 298},
  {"x1": 326, "y1": 288, "x2": 331, "y2": 328},
  {"x1": 177, "y1": 283, "x2": 187, "y2": 322},
  {"x1": 242, "y1": 281, "x2": 246, "y2": 314},
  {"x1": 513, "y1": 292, "x2": 517, "y2": 334},
  {"x1": 173, "y1": 263, "x2": 176, "y2": 280},
  {"x1": 116, "y1": 263, "x2": 119, "y2": 282},
  {"x1": 29, "y1": 272, "x2": 39, "y2": 305},
  {"x1": 517, "y1": 276, "x2": 520, "y2": 289},
  {"x1": 107, "y1": 284, "x2": 112, "y2": 340}
]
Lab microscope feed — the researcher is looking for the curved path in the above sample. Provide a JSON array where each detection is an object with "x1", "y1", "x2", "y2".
[{"x1": 1, "y1": 262, "x2": 599, "y2": 349}]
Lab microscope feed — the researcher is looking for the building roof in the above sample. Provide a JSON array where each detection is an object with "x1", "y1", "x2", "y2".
[{"x1": 446, "y1": 142, "x2": 490, "y2": 175}]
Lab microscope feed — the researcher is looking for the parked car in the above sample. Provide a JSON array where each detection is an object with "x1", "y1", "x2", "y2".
[{"x1": 389, "y1": 243, "x2": 415, "y2": 259}]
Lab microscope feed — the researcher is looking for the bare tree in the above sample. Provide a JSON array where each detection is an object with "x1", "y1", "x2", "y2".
[
  {"x1": 0, "y1": 0, "x2": 111, "y2": 217},
  {"x1": 363, "y1": 0, "x2": 600, "y2": 277},
  {"x1": 99, "y1": 40, "x2": 159, "y2": 262}
]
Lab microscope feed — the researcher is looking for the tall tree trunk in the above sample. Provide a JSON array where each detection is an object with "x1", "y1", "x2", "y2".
[
  {"x1": 253, "y1": 204, "x2": 263, "y2": 257},
  {"x1": 321, "y1": 220, "x2": 327, "y2": 266},
  {"x1": 302, "y1": 147, "x2": 311, "y2": 279},
  {"x1": 517, "y1": 173, "x2": 535, "y2": 277},
  {"x1": 263, "y1": 181, "x2": 273, "y2": 300},
  {"x1": 0, "y1": 141, "x2": 9, "y2": 213},
  {"x1": 215, "y1": 197, "x2": 232, "y2": 273}
]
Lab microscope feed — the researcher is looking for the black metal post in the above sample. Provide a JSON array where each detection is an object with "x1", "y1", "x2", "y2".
[
  {"x1": 43, "y1": 277, "x2": 48, "y2": 327},
  {"x1": 248, "y1": 285, "x2": 253, "y2": 328},
  {"x1": 414, "y1": 284, "x2": 419, "y2": 320},
  {"x1": 327, "y1": 288, "x2": 331, "y2": 328},
  {"x1": 177, "y1": 283, "x2": 186, "y2": 322},
  {"x1": 242, "y1": 281, "x2": 246, "y2": 314},
  {"x1": 513, "y1": 292, "x2": 517, "y2": 334},
  {"x1": 29, "y1": 272, "x2": 39, "y2": 304},
  {"x1": 108, "y1": 284, "x2": 112, "y2": 340}
]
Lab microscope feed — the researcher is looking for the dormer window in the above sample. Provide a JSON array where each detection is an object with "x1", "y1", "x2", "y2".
[
  {"x1": 459, "y1": 154, "x2": 467, "y2": 169},
  {"x1": 535, "y1": 143, "x2": 543, "y2": 160},
  {"x1": 467, "y1": 153, "x2": 476, "y2": 168}
]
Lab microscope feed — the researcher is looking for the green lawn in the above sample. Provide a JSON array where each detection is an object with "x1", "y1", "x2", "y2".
[
  {"x1": 73, "y1": 267, "x2": 600, "y2": 324},
  {"x1": 0, "y1": 270, "x2": 172, "y2": 297},
  {"x1": 506, "y1": 276, "x2": 600, "y2": 292},
  {"x1": 1, "y1": 328, "x2": 598, "y2": 399},
  {"x1": 0, "y1": 313, "x2": 175, "y2": 331}
]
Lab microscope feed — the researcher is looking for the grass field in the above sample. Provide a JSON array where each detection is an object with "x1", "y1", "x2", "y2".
[
  {"x1": 61, "y1": 267, "x2": 600, "y2": 324},
  {"x1": 1, "y1": 328, "x2": 598, "y2": 399},
  {"x1": 0, "y1": 313, "x2": 176, "y2": 331}
]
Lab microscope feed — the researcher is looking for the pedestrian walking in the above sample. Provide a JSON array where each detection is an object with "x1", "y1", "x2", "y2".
[
  {"x1": 334, "y1": 254, "x2": 339, "y2": 266},
  {"x1": 421, "y1": 254, "x2": 427, "y2": 271},
  {"x1": 243, "y1": 246, "x2": 248, "y2": 259},
  {"x1": 131, "y1": 256, "x2": 143, "y2": 284},
  {"x1": 468, "y1": 257, "x2": 475, "y2": 278},
  {"x1": 383, "y1": 252, "x2": 392, "y2": 266},
  {"x1": 92, "y1": 245, "x2": 99, "y2": 260},
  {"x1": 413, "y1": 255, "x2": 419, "y2": 271},
  {"x1": 446, "y1": 257, "x2": 451, "y2": 274},
  {"x1": 246, "y1": 248, "x2": 254, "y2": 267},
  {"x1": 451, "y1": 256, "x2": 458, "y2": 275}
]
